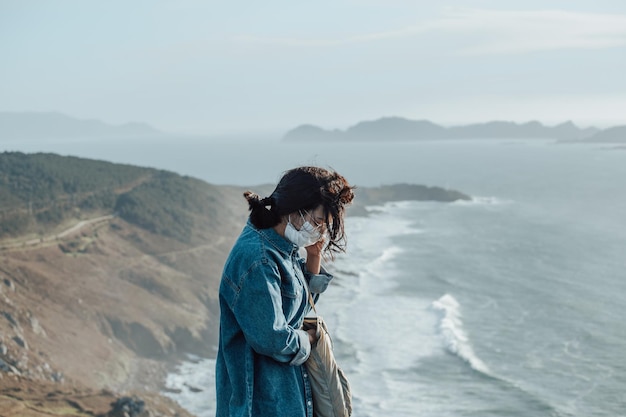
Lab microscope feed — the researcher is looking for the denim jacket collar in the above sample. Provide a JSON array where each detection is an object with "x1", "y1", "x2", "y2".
[{"x1": 247, "y1": 219, "x2": 299, "y2": 257}]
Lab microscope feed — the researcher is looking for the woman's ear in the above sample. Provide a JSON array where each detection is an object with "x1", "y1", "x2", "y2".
[{"x1": 280, "y1": 213, "x2": 291, "y2": 226}]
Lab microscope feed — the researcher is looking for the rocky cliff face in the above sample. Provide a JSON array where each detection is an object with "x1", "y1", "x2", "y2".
[
  {"x1": 0, "y1": 194, "x2": 250, "y2": 416},
  {"x1": 0, "y1": 213, "x2": 247, "y2": 390}
]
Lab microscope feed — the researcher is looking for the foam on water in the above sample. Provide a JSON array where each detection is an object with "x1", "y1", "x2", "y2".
[
  {"x1": 163, "y1": 356, "x2": 216, "y2": 417},
  {"x1": 452, "y1": 196, "x2": 514, "y2": 206},
  {"x1": 318, "y1": 203, "x2": 446, "y2": 415},
  {"x1": 431, "y1": 294, "x2": 491, "y2": 375}
]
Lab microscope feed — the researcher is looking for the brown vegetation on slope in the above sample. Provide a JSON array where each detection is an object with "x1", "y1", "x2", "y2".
[
  {"x1": 0, "y1": 193, "x2": 250, "y2": 416},
  {"x1": 0, "y1": 152, "x2": 270, "y2": 416}
]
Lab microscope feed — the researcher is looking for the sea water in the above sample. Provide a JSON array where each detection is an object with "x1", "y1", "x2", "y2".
[
  {"x1": 158, "y1": 140, "x2": 625, "y2": 417},
  {"x1": 4, "y1": 137, "x2": 625, "y2": 416}
]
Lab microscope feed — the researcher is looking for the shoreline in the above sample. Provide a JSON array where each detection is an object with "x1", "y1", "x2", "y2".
[{"x1": 161, "y1": 355, "x2": 218, "y2": 417}]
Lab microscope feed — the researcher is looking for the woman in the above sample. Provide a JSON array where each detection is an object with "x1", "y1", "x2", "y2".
[{"x1": 215, "y1": 166, "x2": 354, "y2": 417}]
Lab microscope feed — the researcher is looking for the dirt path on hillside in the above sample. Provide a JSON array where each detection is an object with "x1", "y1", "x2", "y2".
[
  {"x1": 119, "y1": 235, "x2": 228, "y2": 272},
  {"x1": 158, "y1": 236, "x2": 227, "y2": 257},
  {"x1": 0, "y1": 215, "x2": 114, "y2": 251}
]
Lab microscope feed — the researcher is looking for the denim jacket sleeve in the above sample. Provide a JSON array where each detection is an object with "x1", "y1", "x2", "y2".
[
  {"x1": 300, "y1": 260, "x2": 335, "y2": 294},
  {"x1": 231, "y1": 258, "x2": 311, "y2": 366}
]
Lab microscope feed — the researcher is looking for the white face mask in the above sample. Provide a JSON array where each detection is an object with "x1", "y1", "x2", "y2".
[{"x1": 284, "y1": 212, "x2": 321, "y2": 248}]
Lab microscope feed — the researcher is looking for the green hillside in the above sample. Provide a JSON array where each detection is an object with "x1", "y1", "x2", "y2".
[
  {"x1": 0, "y1": 152, "x2": 472, "y2": 240},
  {"x1": 0, "y1": 152, "x2": 237, "y2": 242}
]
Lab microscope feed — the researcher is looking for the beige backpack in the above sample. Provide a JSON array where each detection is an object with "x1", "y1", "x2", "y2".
[{"x1": 302, "y1": 297, "x2": 352, "y2": 417}]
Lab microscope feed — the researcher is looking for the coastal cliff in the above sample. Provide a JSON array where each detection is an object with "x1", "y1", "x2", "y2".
[{"x1": 0, "y1": 152, "x2": 469, "y2": 416}]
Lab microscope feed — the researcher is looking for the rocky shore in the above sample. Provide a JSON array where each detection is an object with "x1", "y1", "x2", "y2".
[{"x1": 0, "y1": 373, "x2": 195, "y2": 417}]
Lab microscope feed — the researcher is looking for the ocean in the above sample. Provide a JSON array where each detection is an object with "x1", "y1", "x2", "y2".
[{"x1": 4, "y1": 136, "x2": 625, "y2": 416}]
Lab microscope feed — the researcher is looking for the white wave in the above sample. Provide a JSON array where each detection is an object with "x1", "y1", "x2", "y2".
[
  {"x1": 163, "y1": 356, "x2": 216, "y2": 417},
  {"x1": 348, "y1": 212, "x2": 416, "y2": 246},
  {"x1": 365, "y1": 200, "x2": 428, "y2": 212},
  {"x1": 334, "y1": 212, "x2": 414, "y2": 296},
  {"x1": 431, "y1": 294, "x2": 491, "y2": 375},
  {"x1": 323, "y1": 210, "x2": 441, "y2": 413},
  {"x1": 325, "y1": 293, "x2": 439, "y2": 415},
  {"x1": 368, "y1": 245, "x2": 403, "y2": 272},
  {"x1": 453, "y1": 196, "x2": 513, "y2": 206}
]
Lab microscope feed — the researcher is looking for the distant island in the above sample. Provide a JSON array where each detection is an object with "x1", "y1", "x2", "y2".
[
  {"x1": 580, "y1": 126, "x2": 626, "y2": 143},
  {"x1": 0, "y1": 111, "x2": 163, "y2": 140},
  {"x1": 348, "y1": 183, "x2": 470, "y2": 216},
  {"x1": 283, "y1": 117, "x2": 604, "y2": 142}
]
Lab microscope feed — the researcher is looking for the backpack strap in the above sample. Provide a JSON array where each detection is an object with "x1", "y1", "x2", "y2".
[{"x1": 307, "y1": 289, "x2": 318, "y2": 315}]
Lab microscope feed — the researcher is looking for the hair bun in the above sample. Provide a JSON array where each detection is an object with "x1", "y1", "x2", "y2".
[
  {"x1": 243, "y1": 190, "x2": 259, "y2": 201},
  {"x1": 244, "y1": 191, "x2": 278, "y2": 225},
  {"x1": 244, "y1": 191, "x2": 273, "y2": 207},
  {"x1": 243, "y1": 191, "x2": 262, "y2": 208}
]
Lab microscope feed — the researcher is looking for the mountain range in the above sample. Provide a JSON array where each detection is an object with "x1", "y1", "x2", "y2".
[
  {"x1": 0, "y1": 112, "x2": 163, "y2": 140},
  {"x1": 282, "y1": 117, "x2": 612, "y2": 142},
  {"x1": 2, "y1": 112, "x2": 624, "y2": 143},
  {"x1": 582, "y1": 126, "x2": 626, "y2": 143}
]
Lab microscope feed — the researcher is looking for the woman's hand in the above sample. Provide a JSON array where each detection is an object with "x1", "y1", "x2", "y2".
[
  {"x1": 306, "y1": 328, "x2": 319, "y2": 346},
  {"x1": 305, "y1": 237, "x2": 325, "y2": 275},
  {"x1": 305, "y1": 236, "x2": 325, "y2": 258}
]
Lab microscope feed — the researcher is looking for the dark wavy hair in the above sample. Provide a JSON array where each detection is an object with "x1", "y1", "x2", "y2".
[{"x1": 244, "y1": 166, "x2": 355, "y2": 255}]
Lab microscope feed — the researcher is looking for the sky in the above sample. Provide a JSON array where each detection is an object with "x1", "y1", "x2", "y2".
[{"x1": 1, "y1": 0, "x2": 626, "y2": 135}]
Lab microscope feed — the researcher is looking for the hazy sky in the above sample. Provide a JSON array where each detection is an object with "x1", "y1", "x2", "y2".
[{"x1": 2, "y1": 0, "x2": 626, "y2": 134}]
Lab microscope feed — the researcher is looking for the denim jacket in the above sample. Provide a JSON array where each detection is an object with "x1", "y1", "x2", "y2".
[{"x1": 216, "y1": 220, "x2": 334, "y2": 417}]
